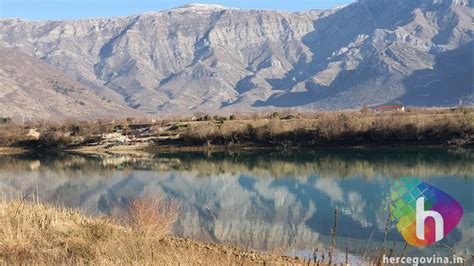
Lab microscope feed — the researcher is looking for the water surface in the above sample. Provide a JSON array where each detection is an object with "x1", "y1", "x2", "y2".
[{"x1": 0, "y1": 148, "x2": 472, "y2": 260}]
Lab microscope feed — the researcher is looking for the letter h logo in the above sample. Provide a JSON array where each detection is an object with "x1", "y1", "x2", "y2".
[
  {"x1": 389, "y1": 178, "x2": 463, "y2": 247},
  {"x1": 416, "y1": 197, "x2": 443, "y2": 242}
]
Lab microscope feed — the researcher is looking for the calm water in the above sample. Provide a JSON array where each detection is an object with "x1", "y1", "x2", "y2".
[{"x1": 0, "y1": 148, "x2": 472, "y2": 261}]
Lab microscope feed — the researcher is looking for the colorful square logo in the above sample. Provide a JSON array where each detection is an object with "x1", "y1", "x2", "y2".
[{"x1": 389, "y1": 177, "x2": 463, "y2": 247}]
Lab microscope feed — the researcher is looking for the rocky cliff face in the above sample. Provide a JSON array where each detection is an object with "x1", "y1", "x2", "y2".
[{"x1": 1, "y1": 0, "x2": 472, "y2": 118}]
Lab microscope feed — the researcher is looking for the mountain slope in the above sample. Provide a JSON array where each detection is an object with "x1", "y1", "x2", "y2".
[
  {"x1": 0, "y1": 48, "x2": 137, "y2": 120},
  {"x1": 0, "y1": 0, "x2": 472, "y2": 117}
]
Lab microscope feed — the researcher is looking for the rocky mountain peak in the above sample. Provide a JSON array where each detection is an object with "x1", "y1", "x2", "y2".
[{"x1": 172, "y1": 3, "x2": 234, "y2": 12}]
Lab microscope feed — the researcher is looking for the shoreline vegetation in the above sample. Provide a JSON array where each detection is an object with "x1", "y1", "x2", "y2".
[
  {"x1": 0, "y1": 198, "x2": 306, "y2": 264},
  {"x1": 0, "y1": 108, "x2": 473, "y2": 154}
]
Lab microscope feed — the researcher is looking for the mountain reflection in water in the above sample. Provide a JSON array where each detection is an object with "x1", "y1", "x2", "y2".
[{"x1": 0, "y1": 148, "x2": 472, "y2": 257}]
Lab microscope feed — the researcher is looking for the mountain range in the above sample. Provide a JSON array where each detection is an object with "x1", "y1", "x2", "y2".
[{"x1": 1, "y1": 0, "x2": 473, "y2": 120}]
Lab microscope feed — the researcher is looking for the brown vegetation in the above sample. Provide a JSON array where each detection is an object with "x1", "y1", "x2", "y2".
[
  {"x1": 0, "y1": 199, "x2": 306, "y2": 264},
  {"x1": 127, "y1": 197, "x2": 180, "y2": 240}
]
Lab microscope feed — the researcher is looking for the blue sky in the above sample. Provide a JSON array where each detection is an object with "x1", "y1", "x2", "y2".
[{"x1": 1, "y1": 0, "x2": 353, "y2": 20}]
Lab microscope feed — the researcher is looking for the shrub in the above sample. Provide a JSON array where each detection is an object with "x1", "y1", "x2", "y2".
[
  {"x1": 361, "y1": 105, "x2": 370, "y2": 114},
  {"x1": 128, "y1": 197, "x2": 180, "y2": 240},
  {"x1": 0, "y1": 117, "x2": 12, "y2": 124},
  {"x1": 0, "y1": 124, "x2": 26, "y2": 146}
]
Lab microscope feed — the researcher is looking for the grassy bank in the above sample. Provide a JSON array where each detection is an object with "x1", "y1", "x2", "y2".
[
  {"x1": 180, "y1": 109, "x2": 474, "y2": 148},
  {"x1": 0, "y1": 108, "x2": 473, "y2": 153},
  {"x1": 0, "y1": 199, "x2": 305, "y2": 264}
]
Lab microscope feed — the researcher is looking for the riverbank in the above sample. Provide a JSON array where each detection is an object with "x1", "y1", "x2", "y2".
[
  {"x1": 0, "y1": 200, "x2": 306, "y2": 265},
  {"x1": 0, "y1": 108, "x2": 473, "y2": 154}
]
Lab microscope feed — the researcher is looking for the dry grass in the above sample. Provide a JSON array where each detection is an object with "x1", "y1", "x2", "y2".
[
  {"x1": 0, "y1": 199, "x2": 308, "y2": 265},
  {"x1": 0, "y1": 197, "x2": 178, "y2": 264}
]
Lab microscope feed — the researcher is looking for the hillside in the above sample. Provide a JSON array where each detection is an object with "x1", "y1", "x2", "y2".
[{"x1": 0, "y1": 48, "x2": 137, "y2": 120}]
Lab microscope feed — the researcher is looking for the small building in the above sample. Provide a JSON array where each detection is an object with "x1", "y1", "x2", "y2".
[{"x1": 374, "y1": 105, "x2": 405, "y2": 112}]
